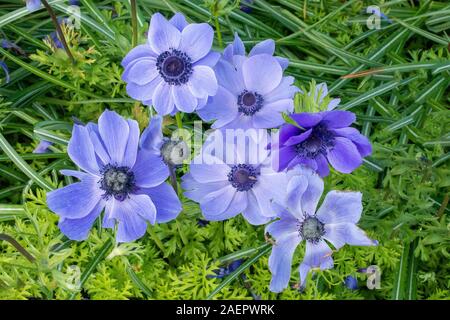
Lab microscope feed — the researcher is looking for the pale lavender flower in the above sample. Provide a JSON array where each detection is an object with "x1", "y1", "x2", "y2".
[
  {"x1": 266, "y1": 165, "x2": 376, "y2": 292},
  {"x1": 197, "y1": 53, "x2": 298, "y2": 129},
  {"x1": 181, "y1": 130, "x2": 287, "y2": 225},
  {"x1": 122, "y1": 12, "x2": 219, "y2": 115}
]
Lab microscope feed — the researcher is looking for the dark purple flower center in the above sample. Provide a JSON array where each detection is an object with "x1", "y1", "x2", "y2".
[
  {"x1": 99, "y1": 164, "x2": 136, "y2": 201},
  {"x1": 298, "y1": 215, "x2": 325, "y2": 243},
  {"x1": 295, "y1": 124, "x2": 335, "y2": 158},
  {"x1": 237, "y1": 90, "x2": 264, "y2": 116},
  {"x1": 228, "y1": 164, "x2": 258, "y2": 191},
  {"x1": 156, "y1": 49, "x2": 193, "y2": 85}
]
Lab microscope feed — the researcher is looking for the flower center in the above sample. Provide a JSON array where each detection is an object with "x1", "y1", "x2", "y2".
[
  {"x1": 99, "y1": 164, "x2": 136, "y2": 201},
  {"x1": 295, "y1": 124, "x2": 335, "y2": 158},
  {"x1": 156, "y1": 49, "x2": 193, "y2": 85},
  {"x1": 160, "y1": 138, "x2": 189, "y2": 166},
  {"x1": 228, "y1": 164, "x2": 258, "y2": 191},
  {"x1": 298, "y1": 215, "x2": 325, "y2": 243},
  {"x1": 237, "y1": 90, "x2": 264, "y2": 116}
]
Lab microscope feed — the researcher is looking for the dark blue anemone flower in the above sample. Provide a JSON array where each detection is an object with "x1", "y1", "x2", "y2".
[
  {"x1": 272, "y1": 110, "x2": 372, "y2": 176},
  {"x1": 46, "y1": 110, "x2": 181, "y2": 242}
]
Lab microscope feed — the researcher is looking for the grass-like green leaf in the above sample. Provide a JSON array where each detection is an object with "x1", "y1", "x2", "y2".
[{"x1": 0, "y1": 132, "x2": 54, "y2": 191}]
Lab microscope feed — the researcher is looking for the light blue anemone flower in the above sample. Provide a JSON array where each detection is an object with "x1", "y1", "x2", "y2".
[
  {"x1": 266, "y1": 165, "x2": 376, "y2": 292},
  {"x1": 197, "y1": 53, "x2": 299, "y2": 130},
  {"x1": 181, "y1": 130, "x2": 287, "y2": 225},
  {"x1": 122, "y1": 12, "x2": 219, "y2": 115},
  {"x1": 46, "y1": 110, "x2": 181, "y2": 242}
]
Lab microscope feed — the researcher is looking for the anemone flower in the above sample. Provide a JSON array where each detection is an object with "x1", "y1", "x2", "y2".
[
  {"x1": 271, "y1": 110, "x2": 372, "y2": 176},
  {"x1": 266, "y1": 165, "x2": 376, "y2": 292},
  {"x1": 46, "y1": 110, "x2": 181, "y2": 242},
  {"x1": 181, "y1": 130, "x2": 286, "y2": 225},
  {"x1": 122, "y1": 12, "x2": 219, "y2": 115},
  {"x1": 197, "y1": 53, "x2": 299, "y2": 130}
]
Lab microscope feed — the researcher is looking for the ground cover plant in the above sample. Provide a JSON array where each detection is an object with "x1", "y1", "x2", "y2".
[{"x1": 0, "y1": 0, "x2": 449, "y2": 300}]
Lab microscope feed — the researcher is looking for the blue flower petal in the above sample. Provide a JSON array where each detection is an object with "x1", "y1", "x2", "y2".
[
  {"x1": 58, "y1": 200, "x2": 104, "y2": 241},
  {"x1": 152, "y1": 81, "x2": 175, "y2": 115},
  {"x1": 169, "y1": 12, "x2": 188, "y2": 31},
  {"x1": 140, "y1": 115, "x2": 164, "y2": 154},
  {"x1": 249, "y1": 39, "x2": 275, "y2": 57},
  {"x1": 242, "y1": 54, "x2": 282, "y2": 95},
  {"x1": 200, "y1": 185, "x2": 236, "y2": 217},
  {"x1": 147, "y1": 13, "x2": 181, "y2": 54},
  {"x1": 173, "y1": 85, "x2": 198, "y2": 113},
  {"x1": 47, "y1": 174, "x2": 102, "y2": 219},
  {"x1": 179, "y1": 23, "x2": 214, "y2": 62},
  {"x1": 326, "y1": 136, "x2": 362, "y2": 173},
  {"x1": 122, "y1": 119, "x2": 140, "y2": 168},
  {"x1": 140, "y1": 182, "x2": 181, "y2": 223},
  {"x1": 316, "y1": 190, "x2": 363, "y2": 224},
  {"x1": 187, "y1": 65, "x2": 218, "y2": 99},
  {"x1": 268, "y1": 234, "x2": 300, "y2": 293},
  {"x1": 68, "y1": 124, "x2": 100, "y2": 174},
  {"x1": 98, "y1": 110, "x2": 130, "y2": 166},
  {"x1": 107, "y1": 194, "x2": 156, "y2": 243},
  {"x1": 121, "y1": 44, "x2": 155, "y2": 68},
  {"x1": 122, "y1": 58, "x2": 158, "y2": 85},
  {"x1": 132, "y1": 149, "x2": 169, "y2": 188}
]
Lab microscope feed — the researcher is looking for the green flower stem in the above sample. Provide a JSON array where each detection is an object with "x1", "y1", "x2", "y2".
[
  {"x1": 130, "y1": 0, "x2": 138, "y2": 47},
  {"x1": 214, "y1": 16, "x2": 223, "y2": 49},
  {"x1": 41, "y1": 0, "x2": 75, "y2": 64},
  {"x1": 175, "y1": 112, "x2": 183, "y2": 129}
]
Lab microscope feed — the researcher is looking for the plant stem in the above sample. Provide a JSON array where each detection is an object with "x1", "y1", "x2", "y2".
[
  {"x1": 175, "y1": 112, "x2": 183, "y2": 129},
  {"x1": 41, "y1": 0, "x2": 75, "y2": 64},
  {"x1": 130, "y1": 0, "x2": 138, "y2": 47},
  {"x1": 168, "y1": 164, "x2": 178, "y2": 195},
  {"x1": 214, "y1": 16, "x2": 223, "y2": 49},
  {"x1": 0, "y1": 233, "x2": 35, "y2": 263}
]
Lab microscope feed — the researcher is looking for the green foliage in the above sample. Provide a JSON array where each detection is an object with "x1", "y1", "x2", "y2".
[{"x1": 0, "y1": 0, "x2": 449, "y2": 300}]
